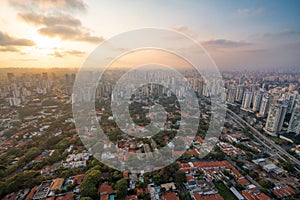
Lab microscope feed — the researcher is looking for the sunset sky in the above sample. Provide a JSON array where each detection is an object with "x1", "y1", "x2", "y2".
[{"x1": 0, "y1": 0, "x2": 300, "y2": 69}]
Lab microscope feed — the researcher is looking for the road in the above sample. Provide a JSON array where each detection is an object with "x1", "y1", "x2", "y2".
[{"x1": 226, "y1": 108, "x2": 300, "y2": 168}]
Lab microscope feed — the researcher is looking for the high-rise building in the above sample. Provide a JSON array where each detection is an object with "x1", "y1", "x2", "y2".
[
  {"x1": 252, "y1": 90, "x2": 263, "y2": 112},
  {"x1": 265, "y1": 100, "x2": 287, "y2": 134},
  {"x1": 8, "y1": 97, "x2": 21, "y2": 106},
  {"x1": 226, "y1": 86, "x2": 236, "y2": 104},
  {"x1": 42, "y1": 72, "x2": 48, "y2": 80},
  {"x1": 286, "y1": 94, "x2": 296, "y2": 114},
  {"x1": 241, "y1": 91, "x2": 253, "y2": 110},
  {"x1": 259, "y1": 93, "x2": 270, "y2": 117},
  {"x1": 288, "y1": 99, "x2": 300, "y2": 135},
  {"x1": 235, "y1": 85, "x2": 245, "y2": 102},
  {"x1": 7, "y1": 73, "x2": 15, "y2": 82}
]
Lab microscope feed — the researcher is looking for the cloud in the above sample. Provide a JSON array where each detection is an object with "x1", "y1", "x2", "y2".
[
  {"x1": 12, "y1": 58, "x2": 39, "y2": 61},
  {"x1": 0, "y1": 31, "x2": 35, "y2": 46},
  {"x1": 172, "y1": 25, "x2": 197, "y2": 38},
  {"x1": 50, "y1": 49, "x2": 86, "y2": 58},
  {"x1": 0, "y1": 46, "x2": 20, "y2": 52},
  {"x1": 9, "y1": 0, "x2": 86, "y2": 12},
  {"x1": 38, "y1": 26, "x2": 102, "y2": 43},
  {"x1": 173, "y1": 25, "x2": 189, "y2": 33},
  {"x1": 236, "y1": 7, "x2": 265, "y2": 16},
  {"x1": 19, "y1": 12, "x2": 81, "y2": 27},
  {"x1": 34, "y1": 0, "x2": 86, "y2": 11},
  {"x1": 0, "y1": 31, "x2": 35, "y2": 53},
  {"x1": 201, "y1": 39, "x2": 253, "y2": 49},
  {"x1": 18, "y1": 12, "x2": 103, "y2": 44}
]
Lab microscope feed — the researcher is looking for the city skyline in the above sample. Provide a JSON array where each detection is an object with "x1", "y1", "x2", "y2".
[{"x1": 1, "y1": 1, "x2": 300, "y2": 200}]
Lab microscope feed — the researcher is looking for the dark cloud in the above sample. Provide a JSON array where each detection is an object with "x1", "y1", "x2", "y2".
[
  {"x1": 202, "y1": 39, "x2": 253, "y2": 48},
  {"x1": 50, "y1": 49, "x2": 86, "y2": 58},
  {"x1": 18, "y1": 12, "x2": 103, "y2": 44}
]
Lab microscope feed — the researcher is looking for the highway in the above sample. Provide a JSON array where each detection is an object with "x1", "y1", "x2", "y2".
[{"x1": 226, "y1": 108, "x2": 300, "y2": 168}]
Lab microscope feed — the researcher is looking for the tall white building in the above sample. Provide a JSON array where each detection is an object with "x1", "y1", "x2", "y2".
[
  {"x1": 241, "y1": 91, "x2": 253, "y2": 110},
  {"x1": 235, "y1": 85, "x2": 245, "y2": 102},
  {"x1": 252, "y1": 90, "x2": 263, "y2": 112},
  {"x1": 226, "y1": 87, "x2": 236, "y2": 104},
  {"x1": 286, "y1": 94, "x2": 296, "y2": 114},
  {"x1": 8, "y1": 97, "x2": 21, "y2": 106},
  {"x1": 288, "y1": 99, "x2": 300, "y2": 135},
  {"x1": 259, "y1": 93, "x2": 270, "y2": 117},
  {"x1": 265, "y1": 100, "x2": 287, "y2": 134}
]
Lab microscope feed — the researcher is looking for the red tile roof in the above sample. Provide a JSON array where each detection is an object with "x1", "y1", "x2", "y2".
[
  {"x1": 177, "y1": 161, "x2": 243, "y2": 179},
  {"x1": 98, "y1": 183, "x2": 115, "y2": 194},
  {"x1": 236, "y1": 178, "x2": 250, "y2": 186},
  {"x1": 56, "y1": 192, "x2": 74, "y2": 200},
  {"x1": 136, "y1": 188, "x2": 144, "y2": 196},
  {"x1": 163, "y1": 192, "x2": 179, "y2": 200},
  {"x1": 126, "y1": 195, "x2": 138, "y2": 200},
  {"x1": 26, "y1": 185, "x2": 39, "y2": 200},
  {"x1": 74, "y1": 174, "x2": 85, "y2": 183},
  {"x1": 242, "y1": 191, "x2": 270, "y2": 200},
  {"x1": 193, "y1": 193, "x2": 223, "y2": 200},
  {"x1": 186, "y1": 175, "x2": 195, "y2": 182},
  {"x1": 185, "y1": 149, "x2": 199, "y2": 156},
  {"x1": 272, "y1": 186, "x2": 295, "y2": 198},
  {"x1": 100, "y1": 194, "x2": 109, "y2": 200},
  {"x1": 196, "y1": 136, "x2": 204, "y2": 144}
]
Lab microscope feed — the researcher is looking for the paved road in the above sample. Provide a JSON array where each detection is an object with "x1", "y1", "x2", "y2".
[
  {"x1": 227, "y1": 114, "x2": 290, "y2": 164},
  {"x1": 226, "y1": 108, "x2": 300, "y2": 168}
]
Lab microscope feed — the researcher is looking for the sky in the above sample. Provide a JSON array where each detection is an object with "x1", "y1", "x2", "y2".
[{"x1": 0, "y1": 0, "x2": 300, "y2": 69}]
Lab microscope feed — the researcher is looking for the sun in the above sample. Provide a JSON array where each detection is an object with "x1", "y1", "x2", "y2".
[{"x1": 23, "y1": 31, "x2": 62, "y2": 56}]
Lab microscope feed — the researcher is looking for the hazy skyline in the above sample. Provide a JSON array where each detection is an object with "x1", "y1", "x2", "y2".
[{"x1": 0, "y1": 0, "x2": 300, "y2": 69}]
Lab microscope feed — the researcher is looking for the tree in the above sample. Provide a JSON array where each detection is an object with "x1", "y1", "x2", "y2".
[
  {"x1": 116, "y1": 178, "x2": 128, "y2": 200},
  {"x1": 282, "y1": 161, "x2": 294, "y2": 172},
  {"x1": 175, "y1": 170, "x2": 186, "y2": 185},
  {"x1": 24, "y1": 147, "x2": 41, "y2": 162},
  {"x1": 235, "y1": 184, "x2": 245, "y2": 191},
  {"x1": 258, "y1": 179, "x2": 269, "y2": 188},
  {"x1": 80, "y1": 197, "x2": 93, "y2": 200},
  {"x1": 80, "y1": 169, "x2": 101, "y2": 199}
]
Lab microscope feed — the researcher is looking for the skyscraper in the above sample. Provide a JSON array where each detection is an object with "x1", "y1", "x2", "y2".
[
  {"x1": 241, "y1": 91, "x2": 253, "y2": 110},
  {"x1": 235, "y1": 85, "x2": 245, "y2": 102},
  {"x1": 259, "y1": 93, "x2": 270, "y2": 117},
  {"x1": 7, "y1": 73, "x2": 15, "y2": 82},
  {"x1": 226, "y1": 86, "x2": 236, "y2": 104},
  {"x1": 252, "y1": 90, "x2": 263, "y2": 112},
  {"x1": 286, "y1": 94, "x2": 296, "y2": 114},
  {"x1": 288, "y1": 99, "x2": 300, "y2": 135},
  {"x1": 265, "y1": 100, "x2": 287, "y2": 134}
]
